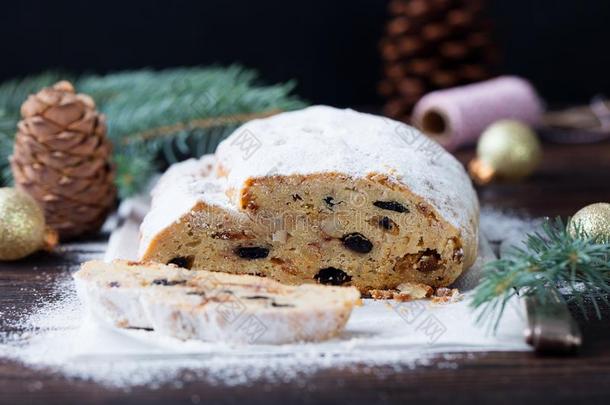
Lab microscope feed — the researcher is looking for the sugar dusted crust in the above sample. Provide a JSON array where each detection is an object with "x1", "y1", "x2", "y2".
[
  {"x1": 216, "y1": 106, "x2": 479, "y2": 255},
  {"x1": 139, "y1": 106, "x2": 479, "y2": 294}
]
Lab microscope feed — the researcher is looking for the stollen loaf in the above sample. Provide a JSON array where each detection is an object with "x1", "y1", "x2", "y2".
[{"x1": 139, "y1": 106, "x2": 479, "y2": 294}]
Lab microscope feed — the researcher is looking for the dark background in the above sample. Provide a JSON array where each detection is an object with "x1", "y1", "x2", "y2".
[{"x1": 0, "y1": 0, "x2": 609, "y2": 107}]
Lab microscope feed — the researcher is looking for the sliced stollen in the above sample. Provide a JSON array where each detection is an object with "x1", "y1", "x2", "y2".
[
  {"x1": 74, "y1": 260, "x2": 361, "y2": 344},
  {"x1": 139, "y1": 106, "x2": 479, "y2": 294},
  {"x1": 74, "y1": 260, "x2": 194, "y2": 329}
]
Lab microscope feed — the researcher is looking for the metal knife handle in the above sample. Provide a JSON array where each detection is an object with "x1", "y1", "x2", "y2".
[{"x1": 524, "y1": 289, "x2": 582, "y2": 354}]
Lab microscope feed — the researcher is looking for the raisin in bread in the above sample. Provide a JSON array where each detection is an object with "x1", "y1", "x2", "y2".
[
  {"x1": 139, "y1": 106, "x2": 479, "y2": 294},
  {"x1": 74, "y1": 260, "x2": 360, "y2": 344}
]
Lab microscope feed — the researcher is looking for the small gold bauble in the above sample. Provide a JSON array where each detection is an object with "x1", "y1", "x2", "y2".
[
  {"x1": 0, "y1": 187, "x2": 53, "y2": 261},
  {"x1": 475, "y1": 119, "x2": 542, "y2": 181},
  {"x1": 568, "y1": 202, "x2": 610, "y2": 243}
]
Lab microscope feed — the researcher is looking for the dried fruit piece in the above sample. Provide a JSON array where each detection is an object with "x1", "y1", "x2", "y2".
[
  {"x1": 152, "y1": 278, "x2": 187, "y2": 286},
  {"x1": 242, "y1": 295, "x2": 293, "y2": 307},
  {"x1": 323, "y1": 196, "x2": 341, "y2": 209},
  {"x1": 394, "y1": 248, "x2": 444, "y2": 274},
  {"x1": 234, "y1": 246, "x2": 270, "y2": 259},
  {"x1": 314, "y1": 267, "x2": 352, "y2": 286},
  {"x1": 379, "y1": 216, "x2": 392, "y2": 229},
  {"x1": 271, "y1": 301, "x2": 295, "y2": 308},
  {"x1": 416, "y1": 249, "x2": 442, "y2": 272},
  {"x1": 373, "y1": 200, "x2": 409, "y2": 213},
  {"x1": 186, "y1": 290, "x2": 207, "y2": 297},
  {"x1": 341, "y1": 232, "x2": 373, "y2": 253},
  {"x1": 243, "y1": 295, "x2": 270, "y2": 300},
  {"x1": 167, "y1": 256, "x2": 194, "y2": 269},
  {"x1": 369, "y1": 215, "x2": 400, "y2": 235},
  {"x1": 211, "y1": 231, "x2": 250, "y2": 240}
]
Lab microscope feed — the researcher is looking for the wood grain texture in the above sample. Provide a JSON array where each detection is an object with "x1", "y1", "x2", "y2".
[{"x1": 1, "y1": 141, "x2": 610, "y2": 404}]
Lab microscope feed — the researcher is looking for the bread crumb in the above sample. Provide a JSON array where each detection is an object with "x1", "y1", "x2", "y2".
[
  {"x1": 392, "y1": 292, "x2": 414, "y2": 302},
  {"x1": 368, "y1": 284, "x2": 460, "y2": 303},
  {"x1": 431, "y1": 288, "x2": 461, "y2": 303},
  {"x1": 369, "y1": 289, "x2": 395, "y2": 300},
  {"x1": 396, "y1": 282, "x2": 433, "y2": 299}
]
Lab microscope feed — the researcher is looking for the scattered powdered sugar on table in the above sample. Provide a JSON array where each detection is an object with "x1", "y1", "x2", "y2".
[
  {"x1": 478, "y1": 206, "x2": 542, "y2": 257},
  {"x1": 0, "y1": 290, "x2": 525, "y2": 389},
  {"x1": 0, "y1": 289, "x2": 440, "y2": 388},
  {"x1": 0, "y1": 207, "x2": 533, "y2": 389}
]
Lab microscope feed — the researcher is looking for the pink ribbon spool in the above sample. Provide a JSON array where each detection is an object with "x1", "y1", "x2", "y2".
[{"x1": 412, "y1": 76, "x2": 545, "y2": 151}]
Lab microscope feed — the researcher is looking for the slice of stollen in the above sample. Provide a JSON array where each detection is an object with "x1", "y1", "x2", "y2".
[
  {"x1": 74, "y1": 260, "x2": 361, "y2": 344},
  {"x1": 74, "y1": 260, "x2": 194, "y2": 329}
]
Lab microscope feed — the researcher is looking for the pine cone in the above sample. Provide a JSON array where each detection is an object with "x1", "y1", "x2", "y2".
[
  {"x1": 379, "y1": 0, "x2": 498, "y2": 121},
  {"x1": 10, "y1": 81, "x2": 116, "y2": 240}
]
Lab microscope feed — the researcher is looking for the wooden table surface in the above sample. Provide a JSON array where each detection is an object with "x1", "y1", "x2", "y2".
[{"x1": 1, "y1": 141, "x2": 610, "y2": 404}]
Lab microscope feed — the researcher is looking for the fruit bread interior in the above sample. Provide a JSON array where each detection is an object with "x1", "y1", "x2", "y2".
[{"x1": 139, "y1": 106, "x2": 479, "y2": 295}]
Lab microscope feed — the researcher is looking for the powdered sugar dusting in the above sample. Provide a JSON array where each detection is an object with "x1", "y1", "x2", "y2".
[
  {"x1": 0, "y1": 287, "x2": 527, "y2": 389},
  {"x1": 216, "y1": 106, "x2": 478, "y2": 243}
]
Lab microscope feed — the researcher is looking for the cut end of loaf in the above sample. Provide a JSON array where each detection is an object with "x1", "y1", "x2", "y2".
[{"x1": 140, "y1": 171, "x2": 472, "y2": 294}]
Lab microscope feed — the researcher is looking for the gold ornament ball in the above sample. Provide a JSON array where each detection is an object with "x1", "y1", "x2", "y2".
[
  {"x1": 476, "y1": 120, "x2": 542, "y2": 180},
  {"x1": 0, "y1": 187, "x2": 48, "y2": 261},
  {"x1": 568, "y1": 202, "x2": 610, "y2": 243}
]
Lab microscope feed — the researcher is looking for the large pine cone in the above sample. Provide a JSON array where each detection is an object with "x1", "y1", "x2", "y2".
[
  {"x1": 10, "y1": 81, "x2": 116, "y2": 240},
  {"x1": 379, "y1": 0, "x2": 498, "y2": 121}
]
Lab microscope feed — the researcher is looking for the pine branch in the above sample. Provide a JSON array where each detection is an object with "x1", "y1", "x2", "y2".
[
  {"x1": 471, "y1": 217, "x2": 610, "y2": 330},
  {"x1": 127, "y1": 108, "x2": 282, "y2": 144},
  {"x1": 0, "y1": 66, "x2": 307, "y2": 197}
]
